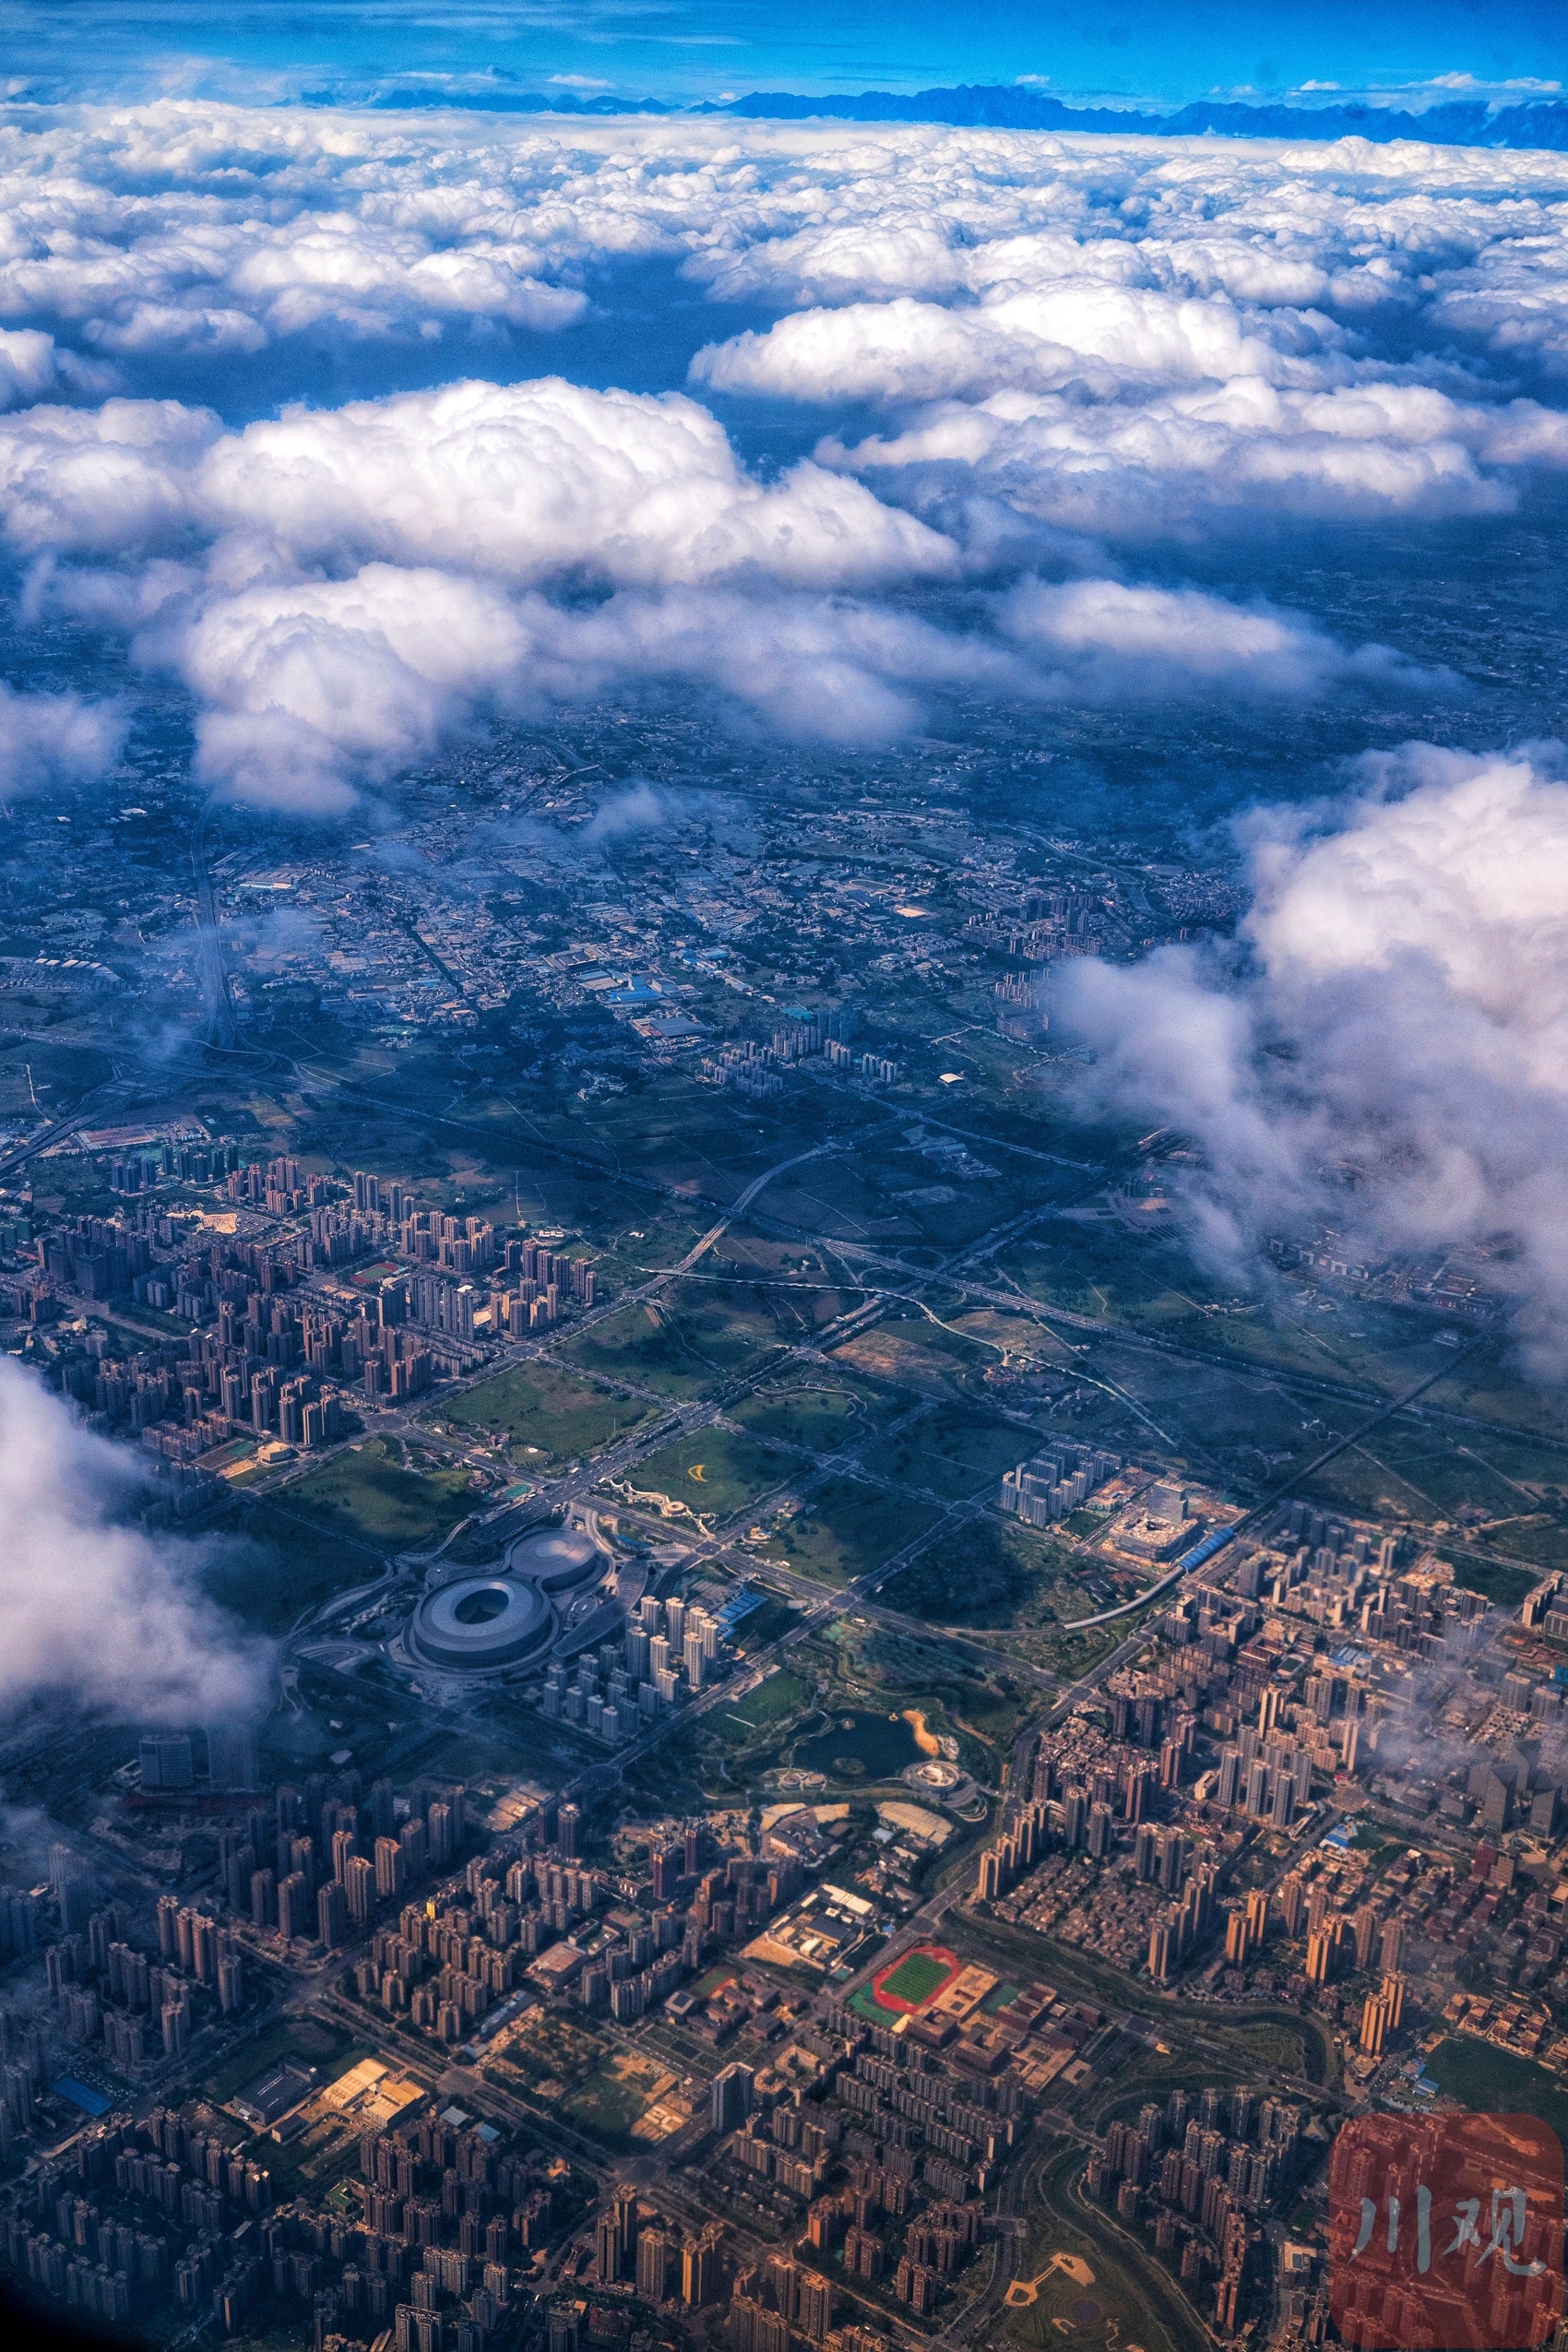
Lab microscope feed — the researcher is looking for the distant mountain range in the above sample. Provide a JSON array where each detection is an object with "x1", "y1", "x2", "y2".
[{"x1": 373, "y1": 79, "x2": 1568, "y2": 151}]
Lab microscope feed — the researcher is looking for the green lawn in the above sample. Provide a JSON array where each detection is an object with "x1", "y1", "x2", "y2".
[
  {"x1": 731, "y1": 1377, "x2": 903, "y2": 1450},
  {"x1": 1427, "y1": 2037, "x2": 1568, "y2": 2145},
  {"x1": 627, "y1": 1427, "x2": 795, "y2": 1521},
  {"x1": 560, "y1": 2056, "x2": 671, "y2": 2149},
  {"x1": 564, "y1": 1289, "x2": 786, "y2": 1398},
  {"x1": 760, "y1": 1474, "x2": 944, "y2": 1586},
  {"x1": 879, "y1": 1950, "x2": 956, "y2": 2006},
  {"x1": 1004, "y1": 2141, "x2": 1209, "y2": 2352},
  {"x1": 439, "y1": 1362, "x2": 654, "y2": 1466},
  {"x1": 718, "y1": 1667, "x2": 813, "y2": 1734},
  {"x1": 206, "y1": 1500, "x2": 392, "y2": 1634},
  {"x1": 1450, "y1": 1554, "x2": 1544, "y2": 1605},
  {"x1": 730, "y1": 1593, "x2": 797, "y2": 1652},
  {"x1": 858, "y1": 1430, "x2": 1004, "y2": 1502},
  {"x1": 277, "y1": 1436, "x2": 476, "y2": 1550}
]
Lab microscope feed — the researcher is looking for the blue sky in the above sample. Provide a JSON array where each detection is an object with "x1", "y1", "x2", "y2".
[{"x1": 4, "y1": 0, "x2": 1563, "y2": 109}]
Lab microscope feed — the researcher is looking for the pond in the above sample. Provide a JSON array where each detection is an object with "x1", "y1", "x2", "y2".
[{"x1": 792, "y1": 1710, "x2": 921, "y2": 1782}]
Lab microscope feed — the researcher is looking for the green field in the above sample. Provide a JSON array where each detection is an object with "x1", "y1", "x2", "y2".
[
  {"x1": 858, "y1": 1439, "x2": 1000, "y2": 1503},
  {"x1": 204, "y1": 1501, "x2": 389, "y2": 1635},
  {"x1": 860, "y1": 1407, "x2": 1029, "y2": 1503},
  {"x1": 1449, "y1": 1555, "x2": 1538, "y2": 1605},
  {"x1": 1427, "y1": 2037, "x2": 1568, "y2": 2145},
  {"x1": 627, "y1": 1426, "x2": 795, "y2": 1521},
  {"x1": 832, "y1": 1321, "x2": 986, "y2": 1398},
  {"x1": 731, "y1": 1377, "x2": 904, "y2": 1450},
  {"x1": 879, "y1": 1949, "x2": 955, "y2": 2006},
  {"x1": 438, "y1": 1361, "x2": 653, "y2": 1465},
  {"x1": 1004, "y1": 2140, "x2": 1209, "y2": 2352},
  {"x1": 275, "y1": 1436, "x2": 477, "y2": 1550},
  {"x1": 564, "y1": 1288, "x2": 786, "y2": 1398},
  {"x1": 559, "y1": 2053, "x2": 674, "y2": 2149},
  {"x1": 884, "y1": 1513, "x2": 1075, "y2": 1625},
  {"x1": 760, "y1": 1473, "x2": 943, "y2": 1586},
  {"x1": 498, "y1": 2011, "x2": 600, "y2": 2095},
  {"x1": 730, "y1": 1593, "x2": 797, "y2": 1652},
  {"x1": 717, "y1": 1667, "x2": 813, "y2": 1735}
]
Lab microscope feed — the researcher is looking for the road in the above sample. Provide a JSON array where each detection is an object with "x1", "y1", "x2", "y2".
[
  {"x1": 820, "y1": 1237, "x2": 1559, "y2": 1457},
  {"x1": 672, "y1": 1141, "x2": 840, "y2": 1274},
  {"x1": 193, "y1": 801, "x2": 240, "y2": 1050}
]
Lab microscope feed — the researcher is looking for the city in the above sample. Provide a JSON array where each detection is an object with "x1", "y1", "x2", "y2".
[
  {"x1": 1, "y1": 22, "x2": 1568, "y2": 2352},
  {"x1": 0, "y1": 792, "x2": 1565, "y2": 2352}
]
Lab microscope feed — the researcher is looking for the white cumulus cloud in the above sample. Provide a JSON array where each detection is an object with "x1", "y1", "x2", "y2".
[
  {"x1": 0, "y1": 1359, "x2": 273, "y2": 1722},
  {"x1": 196, "y1": 376, "x2": 957, "y2": 589},
  {"x1": 997, "y1": 577, "x2": 1437, "y2": 699},
  {"x1": 153, "y1": 563, "x2": 1030, "y2": 809},
  {"x1": 1058, "y1": 746, "x2": 1568, "y2": 1369},
  {"x1": 825, "y1": 378, "x2": 1548, "y2": 534},
  {"x1": 139, "y1": 553, "x2": 1429, "y2": 811},
  {"x1": 0, "y1": 112, "x2": 1562, "y2": 798},
  {"x1": 0, "y1": 678, "x2": 125, "y2": 799},
  {"x1": 0, "y1": 396, "x2": 221, "y2": 553}
]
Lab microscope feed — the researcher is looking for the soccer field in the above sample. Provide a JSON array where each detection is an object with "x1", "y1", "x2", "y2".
[{"x1": 877, "y1": 1948, "x2": 957, "y2": 2008}]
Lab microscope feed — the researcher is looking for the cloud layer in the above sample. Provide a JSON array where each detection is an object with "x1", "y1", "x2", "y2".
[
  {"x1": 0, "y1": 109, "x2": 1562, "y2": 798},
  {"x1": 0, "y1": 366, "x2": 1432, "y2": 805},
  {"x1": 0, "y1": 106, "x2": 1563, "y2": 385},
  {"x1": 1059, "y1": 747, "x2": 1568, "y2": 1366},
  {"x1": 0, "y1": 1359, "x2": 273, "y2": 1721}
]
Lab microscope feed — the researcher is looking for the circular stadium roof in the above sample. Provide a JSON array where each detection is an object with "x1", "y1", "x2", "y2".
[
  {"x1": 506, "y1": 1526, "x2": 600, "y2": 1592},
  {"x1": 409, "y1": 1573, "x2": 552, "y2": 1669}
]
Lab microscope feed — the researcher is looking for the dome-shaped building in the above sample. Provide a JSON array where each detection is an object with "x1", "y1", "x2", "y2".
[
  {"x1": 407, "y1": 1572, "x2": 552, "y2": 1670},
  {"x1": 403, "y1": 1520, "x2": 605, "y2": 1673}
]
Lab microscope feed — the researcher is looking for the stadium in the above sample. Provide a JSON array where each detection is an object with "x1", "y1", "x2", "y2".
[{"x1": 404, "y1": 1524, "x2": 602, "y2": 1672}]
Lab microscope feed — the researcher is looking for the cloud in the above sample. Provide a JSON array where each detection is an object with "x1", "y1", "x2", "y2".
[
  {"x1": 0, "y1": 327, "x2": 101, "y2": 409},
  {"x1": 0, "y1": 107, "x2": 593, "y2": 354},
  {"x1": 172, "y1": 563, "x2": 532, "y2": 812},
  {"x1": 693, "y1": 282, "x2": 1345, "y2": 404},
  {"x1": 0, "y1": 1358, "x2": 273, "y2": 1722},
  {"x1": 0, "y1": 377, "x2": 957, "y2": 587},
  {"x1": 698, "y1": 283, "x2": 1568, "y2": 532},
  {"x1": 0, "y1": 679, "x2": 125, "y2": 798},
  {"x1": 996, "y1": 577, "x2": 1440, "y2": 699},
  {"x1": 825, "y1": 378, "x2": 1559, "y2": 533},
  {"x1": 138, "y1": 552, "x2": 1430, "y2": 811},
  {"x1": 0, "y1": 396, "x2": 222, "y2": 554},
  {"x1": 152, "y1": 563, "x2": 1028, "y2": 809},
  {"x1": 577, "y1": 778, "x2": 680, "y2": 842},
  {"x1": 1, "y1": 103, "x2": 1566, "y2": 398},
  {"x1": 528, "y1": 582, "x2": 1020, "y2": 740},
  {"x1": 197, "y1": 376, "x2": 957, "y2": 589},
  {"x1": 2, "y1": 112, "x2": 1565, "y2": 798},
  {"x1": 1057, "y1": 747, "x2": 1568, "y2": 1369}
]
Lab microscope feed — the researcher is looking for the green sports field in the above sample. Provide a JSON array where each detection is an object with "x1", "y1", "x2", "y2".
[{"x1": 878, "y1": 1949, "x2": 956, "y2": 2006}]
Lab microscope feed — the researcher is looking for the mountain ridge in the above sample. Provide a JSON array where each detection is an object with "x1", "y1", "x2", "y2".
[{"x1": 365, "y1": 79, "x2": 1568, "y2": 150}]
